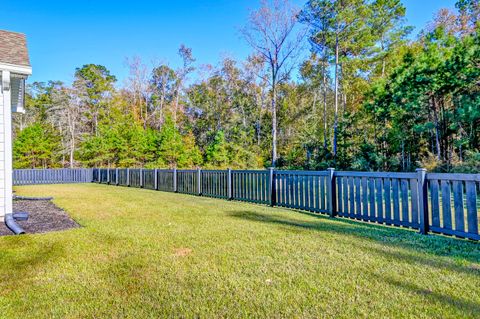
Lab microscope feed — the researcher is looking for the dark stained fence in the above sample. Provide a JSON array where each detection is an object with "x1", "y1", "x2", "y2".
[
  {"x1": 275, "y1": 170, "x2": 330, "y2": 213},
  {"x1": 232, "y1": 170, "x2": 270, "y2": 204},
  {"x1": 128, "y1": 169, "x2": 141, "y2": 188},
  {"x1": 335, "y1": 171, "x2": 420, "y2": 229},
  {"x1": 157, "y1": 170, "x2": 175, "y2": 192},
  {"x1": 108, "y1": 169, "x2": 117, "y2": 184},
  {"x1": 142, "y1": 169, "x2": 156, "y2": 190},
  {"x1": 177, "y1": 170, "x2": 199, "y2": 195},
  {"x1": 201, "y1": 170, "x2": 228, "y2": 199},
  {"x1": 13, "y1": 169, "x2": 93, "y2": 185},
  {"x1": 92, "y1": 168, "x2": 99, "y2": 183},
  {"x1": 20, "y1": 168, "x2": 480, "y2": 241},
  {"x1": 118, "y1": 169, "x2": 128, "y2": 186},
  {"x1": 99, "y1": 169, "x2": 108, "y2": 184},
  {"x1": 427, "y1": 173, "x2": 479, "y2": 240}
]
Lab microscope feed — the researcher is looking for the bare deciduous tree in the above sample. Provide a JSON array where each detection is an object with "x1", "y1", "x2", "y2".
[
  {"x1": 151, "y1": 63, "x2": 176, "y2": 128},
  {"x1": 173, "y1": 45, "x2": 195, "y2": 125},
  {"x1": 244, "y1": 54, "x2": 269, "y2": 146},
  {"x1": 242, "y1": 0, "x2": 304, "y2": 166},
  {"x1": 51, "y1": 86, "x2": 83, "y2": 167},
  {"x1": 125, "y1": 57, "x2": 151, "y2": 129}
]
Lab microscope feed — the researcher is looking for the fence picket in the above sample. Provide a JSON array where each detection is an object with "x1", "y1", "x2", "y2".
[
  {"x1": 430, "y1": 179, "x2": 440, "y2": 228},
  {"x1": 337, "y1": 177, "x2": 343, "y2": 214},
  {"x1": 410, "y1": 178, "x2": 419, "y2": 226},
  {"x1": 441, "y1": 180, "x2": 452, "y2": 230},
  {"x1": 348, "y1": 177, "x2": 355, "y2": 217},
  {"x1": 369, "y1": 178, "x2": 376, "y2": 221},
  {"x1": 465, "y1": 182, "x2": 478, "y2": 235},
  {"x1": 452, "y1": 181, "x2": 465, "y2": 233},
  {"x1": 392, "y1": 179, "x2": 400, "y2": 225},
  {"x1": 376, "y1": 178, "x2": 383, "y2": 222},
  {"x1": 343, "y1": 177, "x2": 349, "y2": 216}
]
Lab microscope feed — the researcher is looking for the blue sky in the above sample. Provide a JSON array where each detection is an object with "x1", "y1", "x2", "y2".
[{"x1": 3, "y1": 0, "x2": 457, "y2": 84}]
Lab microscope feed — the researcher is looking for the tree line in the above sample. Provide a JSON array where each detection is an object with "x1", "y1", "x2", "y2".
[{"x1": 14, "y1": 0, "x2": 480, "y2": 172}]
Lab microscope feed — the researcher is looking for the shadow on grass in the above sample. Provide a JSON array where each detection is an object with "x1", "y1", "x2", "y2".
[
  {"x1": 227, "y1": 210, "x2": 480, "y2": 268},
  {"x1": 367, "y1": 270, "x2": 480, "y2": 315},
  {"x1": 228, "y1": 210, "x2": 480, "y2": 314},
  {"x1": 0, "y1": 236, "x2": 65, "y2": 287}
]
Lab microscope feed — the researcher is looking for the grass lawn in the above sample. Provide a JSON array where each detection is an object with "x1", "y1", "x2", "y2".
[{"x1": 1, "y1": 184, "x2": 479, "y2": 318}]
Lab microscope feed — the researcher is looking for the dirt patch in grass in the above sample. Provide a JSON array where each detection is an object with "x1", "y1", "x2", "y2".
[
  {"x1": 0, "y1": 199, "x2": 79, "y2": 236},
  {"x1": 174, "y1": 248, "x2": 192, "y2": 257}
]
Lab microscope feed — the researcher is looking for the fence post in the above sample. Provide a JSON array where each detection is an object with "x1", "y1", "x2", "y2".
[
  {"x1": 140, "y1": 168, "x2": 144, "y2": 188},
  {"x1": 154, "y1": 168, "x2": 158, "y2": 190},
  {"x1": 417, "y1": 168, "x2": 429, "y2": 235},
  {"x1": 173, "y1": 168, "x2": 178, "y2": 193},
  {"x1": 197, "y1": 168, "x2": 202, "y2": 196},
  {"x1": 269, "y1": 167, "x2": 276, "y2": 207},
  {"x1": 327, "y1": 168, "x2": 336, "y2": 217},
  {"x1": 115, "y1": 168, "x2": 118, "y2": 185},
  {"x1": 227, "y1": 168, "x2": 232, "y2": 200},
  {"x1": 126, "y1": 168, "x2": 130, "y2": 187},
  {"x1": 107, "y1": 168, "x2": 110, "y2": 184}
]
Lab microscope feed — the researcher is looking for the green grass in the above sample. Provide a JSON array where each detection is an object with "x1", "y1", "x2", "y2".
[{"x1": 1, "y1": 184, "x2": 479, "y2": 318}]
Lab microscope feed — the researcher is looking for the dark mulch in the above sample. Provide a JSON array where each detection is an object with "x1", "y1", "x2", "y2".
[{"x1": 0, "y1": 199, "x2": 80, "y2": 236}]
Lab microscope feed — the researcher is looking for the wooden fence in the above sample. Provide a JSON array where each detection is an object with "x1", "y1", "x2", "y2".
[
  {"x1": 13, "y1": 168, "x2": 93, "y2": 185},
  {"x1": 13, "y1": 168, "x2": 479, "y2": 241}
]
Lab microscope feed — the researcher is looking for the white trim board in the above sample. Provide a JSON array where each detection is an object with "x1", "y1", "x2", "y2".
[{"x1": 0, "y1": 62, "x2": 32, "y2": 75}]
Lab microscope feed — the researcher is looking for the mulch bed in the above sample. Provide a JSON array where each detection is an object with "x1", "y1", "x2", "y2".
[{"x1": 0, "y1": 199, "x2": 80, "y2": 236}]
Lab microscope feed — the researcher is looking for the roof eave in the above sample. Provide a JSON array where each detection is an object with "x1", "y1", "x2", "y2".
[{"x1": 0, "y1": 62, "x2": 31, "y2": 75}]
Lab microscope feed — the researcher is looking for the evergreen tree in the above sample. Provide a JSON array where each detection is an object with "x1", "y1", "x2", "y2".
[
  {"x1": 13, "y1": 123, "x2": 61, "y2": 168},
  {"x1": 73, "y1": 64, "x2": 116, "y2": 135},
  {"x1": 205, "y1": 131, "x2": 230, "y2": 168}
]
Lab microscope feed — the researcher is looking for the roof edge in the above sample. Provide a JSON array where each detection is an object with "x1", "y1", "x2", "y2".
[
  {"x1": 0, "y1": 29, "x2": 27, "y2": 37},
  {"x1": 0, "y1": 62, "x2": 32, "y2": 75}
]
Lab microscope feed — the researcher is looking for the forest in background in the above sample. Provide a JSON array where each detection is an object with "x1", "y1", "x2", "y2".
[{"x1": 13, "y1": 0, "x2": 480, "y2": 172}]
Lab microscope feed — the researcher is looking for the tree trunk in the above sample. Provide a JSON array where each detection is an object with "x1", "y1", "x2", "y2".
[
  {"x1": 94, "y1": 110, "x2": 98, "y2": 136},
  {"x1": 333, "y1": 32, "x2": 339, "y2": 158},
  {"x1": 70, "y1": 138, "x2": 75, "y2": 168},
  {"x1": 440, "y1": 97, "x2": 448, "y2": 162},
  {"x1": 174, "y1": 89, "x2": 180, "y2": 125},
  {"x1": 381, "y1": 58, "x2": 386, "y2": 79},
  {"x1": 257, "y1": 88, "x2": 264, "y2": 146},
  {"x1": 322, "y1": 57, "x2": 328, "y2": 150},
  {"x1": 381, "y1": 36, "x2": 386, "y2": 78},
  {"x1": 144, "y1": 96, "x2": 148, "y2": 130},
  {"x1": 431, "y1": 96, "x2": 441, "y2": 161},
  {"x1": 271, "y1": 80, "x2": 278, "y2": 167}
]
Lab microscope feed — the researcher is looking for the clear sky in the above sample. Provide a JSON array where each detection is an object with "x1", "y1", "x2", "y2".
[{"x1": 3, "y1": 0, "x2": 457, "y2": 85}]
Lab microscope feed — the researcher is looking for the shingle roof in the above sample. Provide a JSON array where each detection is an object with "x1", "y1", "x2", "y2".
[{"x1": 0, "y1": 30, "x2": 30, "y2": 67}]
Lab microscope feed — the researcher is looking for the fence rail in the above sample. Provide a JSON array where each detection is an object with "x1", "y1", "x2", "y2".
[{"x1": 13, "y1": 168, "x2": 480, "y2": 241}]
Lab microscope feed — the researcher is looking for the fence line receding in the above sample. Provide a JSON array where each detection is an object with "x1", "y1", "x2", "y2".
[{"x1": 13, "y1": 168, "x2": 480, "y2": 241}]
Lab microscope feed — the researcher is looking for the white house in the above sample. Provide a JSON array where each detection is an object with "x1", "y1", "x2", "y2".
[{"x1": 0, "y1": 30, "x2": 32, "y2": 221}]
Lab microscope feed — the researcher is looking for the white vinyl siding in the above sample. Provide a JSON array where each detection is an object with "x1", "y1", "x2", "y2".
[{"x1": 0, "y1": 73, "x2": 5, "y2": 221}]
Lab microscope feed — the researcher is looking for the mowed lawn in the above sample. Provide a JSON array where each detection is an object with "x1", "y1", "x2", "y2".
[{"x1": 1, "y1": 184, "x2": 479, "y2": 318}]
